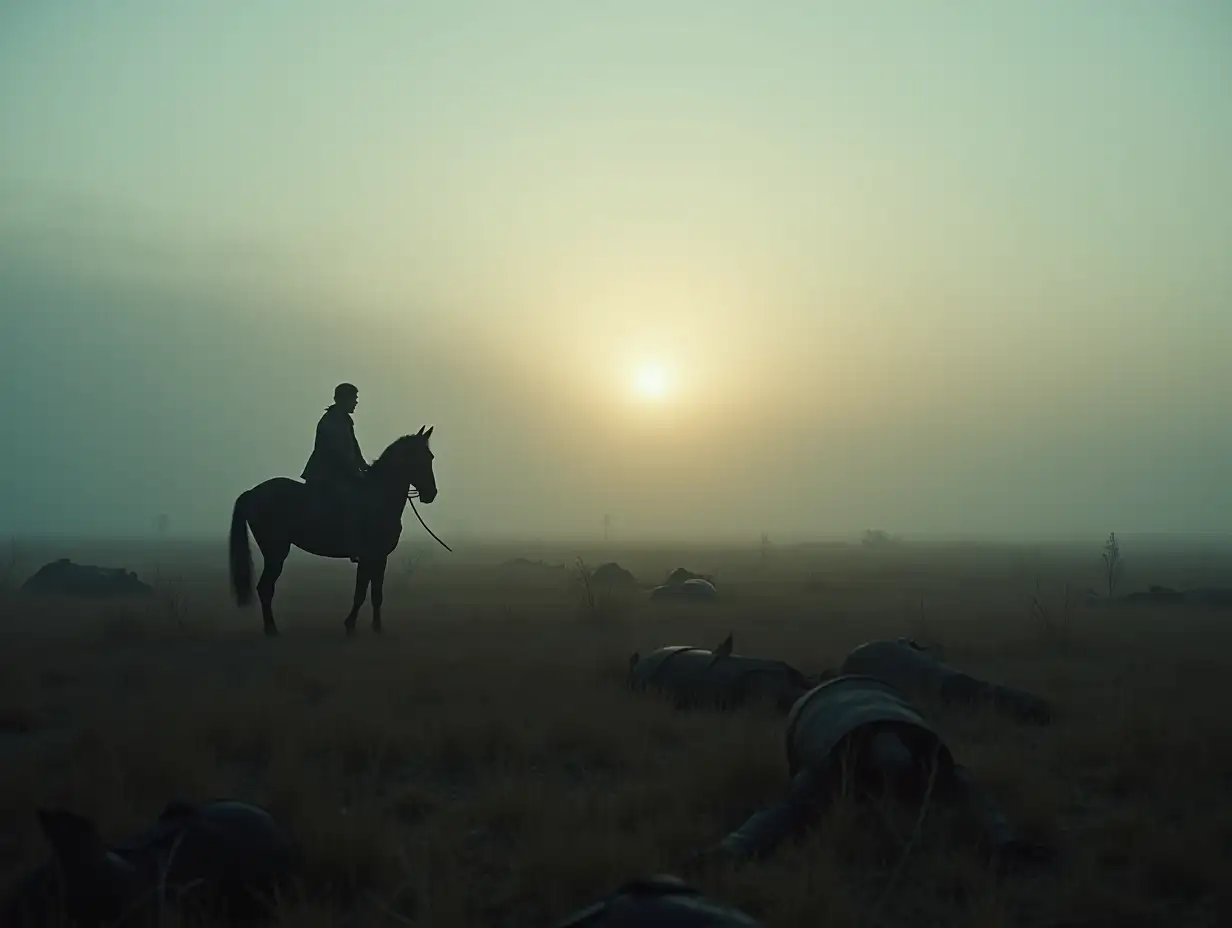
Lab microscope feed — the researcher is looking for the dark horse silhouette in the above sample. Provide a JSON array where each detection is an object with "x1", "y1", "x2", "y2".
[{"x1": 229, "y1": 427, "x2": 438, "y2": 637}]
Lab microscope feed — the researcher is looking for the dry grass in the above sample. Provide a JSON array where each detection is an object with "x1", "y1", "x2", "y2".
[{"x1": 1, "y1": 538, "x2": 1230, "y2": 927}]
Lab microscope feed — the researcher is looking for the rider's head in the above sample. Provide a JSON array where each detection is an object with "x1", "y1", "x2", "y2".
[{"x1": 333, "y1": 383, "x2": 359, "y2": 413}]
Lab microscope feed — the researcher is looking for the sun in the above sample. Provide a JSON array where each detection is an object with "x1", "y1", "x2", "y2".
[{"x1": 632, "y1": 362, "x2": 670, "y2": 401}]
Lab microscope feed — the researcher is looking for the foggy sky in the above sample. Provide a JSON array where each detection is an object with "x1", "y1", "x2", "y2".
[{"x1": 1, "y1": 2, "x2": 1230, "y2": 541}]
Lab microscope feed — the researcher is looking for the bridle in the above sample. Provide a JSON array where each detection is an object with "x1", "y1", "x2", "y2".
[{"x1": 406, "y1": 488, "x2": 453, "y2": 552}]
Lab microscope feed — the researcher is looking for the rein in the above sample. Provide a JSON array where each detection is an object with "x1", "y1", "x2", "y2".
[{"x1": 406, "y1": 489, "x2": 453, "y2": 552}]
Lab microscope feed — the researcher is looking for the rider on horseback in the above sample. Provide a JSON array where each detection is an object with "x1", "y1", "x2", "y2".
[{"x1": 301, "y1": 383, "x2": 371, "y2": 560}]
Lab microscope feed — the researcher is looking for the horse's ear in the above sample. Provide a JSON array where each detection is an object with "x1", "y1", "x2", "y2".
[
  {"x1": 416, "y1": 426, "x2": 425, "y2": 436},
  {"x1": 424, "y1": 425, "x2": 434, "y2": 439}
]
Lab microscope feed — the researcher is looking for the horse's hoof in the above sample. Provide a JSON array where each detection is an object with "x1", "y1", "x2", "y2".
[
  {"x1": 264, "y1": 626, "x2": 279, "y2": 638},
  {"x1": 344, "y1": 624, "x2": 357, "y2": 638},
  {"x1": 371, "y1": 623, "x2": 383, "y2": 635}
]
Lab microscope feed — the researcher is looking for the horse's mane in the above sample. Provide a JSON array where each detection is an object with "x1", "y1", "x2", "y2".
[{"x1": 369, "y1": 433, "x2": 428, "y2": 478}]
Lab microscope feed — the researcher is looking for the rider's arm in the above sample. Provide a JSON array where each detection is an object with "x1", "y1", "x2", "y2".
[{"x1": 348, "y1": 431, "x2": 369, "y2": 473}]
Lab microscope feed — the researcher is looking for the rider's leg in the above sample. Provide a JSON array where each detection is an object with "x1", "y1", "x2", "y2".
[{"x1": 341, "y1": 481, "x2": 365, "y2": 560}]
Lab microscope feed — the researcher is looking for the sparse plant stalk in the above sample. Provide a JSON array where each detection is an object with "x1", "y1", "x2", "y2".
[
  {"x1": 1028, "y1": 577, "x2": 1053, "y2": 634},
  {"x1": 573, "y1": 557, "x2": 597, "y2": 618},
  {"x1": 1101, "y1": 532, "x2": 1124, "y2": 599},
  {"x1": 570, "y1": 557, "x2": 625, "y2": 622}
]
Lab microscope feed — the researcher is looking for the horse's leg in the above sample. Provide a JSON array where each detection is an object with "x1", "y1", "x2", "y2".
[
  {"x1": 370, "y1": 556, "x2": 388, "y2": 633},
  {"x1": 255, "y1": 539, "x2": 290, "y2": 637},
  {"x1": 343, "y1": 561, "x2": 372, "y2": 637}
]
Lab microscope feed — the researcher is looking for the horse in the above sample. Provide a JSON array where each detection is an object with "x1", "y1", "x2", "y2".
[{"x1": 228, "y1": 426, "x2": 438, "y2": 637}]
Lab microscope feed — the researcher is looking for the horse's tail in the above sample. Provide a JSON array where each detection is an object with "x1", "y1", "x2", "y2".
[{"x1": 229, "y1": 491, "x2": 255, "y2": 606}]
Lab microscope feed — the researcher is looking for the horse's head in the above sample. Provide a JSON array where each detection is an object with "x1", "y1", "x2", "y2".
[
  {"x1": 406, "y1": 426, "x2": 438, "y2": 503},
  {"x1": 373, "y1": 427, "x2": 438, "y2": 503}
]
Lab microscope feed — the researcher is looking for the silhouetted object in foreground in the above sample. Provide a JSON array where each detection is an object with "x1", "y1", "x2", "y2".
[
  {"x1": 20, "y1": 560, "x2": 153, "y2": 598},
  {"x1": 555, "y1": 875, "x2": 764, "y2": 928},
  {"x1": 2, "y1": 799, "x2": 299, "y2": 927},
  {"x1": 1120, "y1": 585, "x2": 1232, "y2": 608},
  {"x1": 705, "y1": 676, "x2": 1049, "y2": 868},
  {"x1": 650, "y1": 577, "x2": 719, "y2": 602},
  {"x1": 229, "y1": 428, "x2": 438, "y2": 637},
  {"x1": 839, "y1": 638, "x2": 1052, "y2": 724},
  {"x1": 589, "y1": 562, "x2": 638, "y2": 588},
  {"x1": 629, "y1": 634, "x2": 814, "y2": 711}
]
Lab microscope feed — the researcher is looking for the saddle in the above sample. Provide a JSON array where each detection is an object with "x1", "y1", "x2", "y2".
[
  {"x1": 301, "y1": 478, "x2": 395, "y2": 555},
  {"x1": 303, "y1": 480, "x2": 345, "y2": 511}
]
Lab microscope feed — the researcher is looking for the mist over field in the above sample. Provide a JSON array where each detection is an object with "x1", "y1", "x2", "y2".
[
  {"x1": 4, "y1": 9, "x2": 1232, "y2": 927},
  {"x1": 1, "y1": 2, "x2": 1230, "y2": 542}
]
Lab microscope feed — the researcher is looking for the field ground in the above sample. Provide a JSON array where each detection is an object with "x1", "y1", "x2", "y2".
[{"x1": 1, "y1": 537, "x2": 1230, "y2": 927}]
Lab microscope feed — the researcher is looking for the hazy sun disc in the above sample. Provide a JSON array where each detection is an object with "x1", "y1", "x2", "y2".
[{"x1": 633, "y1": 363, "x2": 669, "y2": 400}]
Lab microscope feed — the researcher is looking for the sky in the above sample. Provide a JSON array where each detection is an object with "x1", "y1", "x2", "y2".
[{"x1": 0, "y1": 1, "x2": 1229, "y2": 541}]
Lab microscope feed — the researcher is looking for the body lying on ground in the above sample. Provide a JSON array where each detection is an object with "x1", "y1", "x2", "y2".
[
  {"x1": 649, "y1": 577, "x2": 719, "y2": 602},
  {"x1": 628, "y1": 634, "x2": 815, "y2": 711},
  {"x1": 2, "y1": 799, "x2": 300, "y2": 927},
  {"x1": 839, "y1": 638, "x2": 1052, "y2": 724},
  {"x1": 553, "y1": 875, "x2": 764, "y2": 927},
  {"x1": 704, "y1": 675, "x2": 1050, "y2": 868}
]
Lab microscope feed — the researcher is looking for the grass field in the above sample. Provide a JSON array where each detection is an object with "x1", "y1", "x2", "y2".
[{"x1": 1, "y1": 537, "x2": 1230, "y2": 927}]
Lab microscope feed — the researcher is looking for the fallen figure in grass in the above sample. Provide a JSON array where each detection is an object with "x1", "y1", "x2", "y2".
[
  {"x1": 628, "y1": 635, "x2": 1051, "y2": 724},
  {"x1": 2, "y1": 799, "x2": 300, "y2": 927},
  {"x1": 695, "y1": 675, "x2": 1051, "y2": 869},
  {"x1": 649, "y1": 577, "x2": 719, "y2": 603},
  {"x1": 628, "y1": 634, "x2": 815, "y2": 712},
  {"x1": 649, "y1": 569, "x2": 720, "y2": 603},
  {"x1": 554, "y1": 875, "x2": 764, "y2": 927},
  {"x1": 839, "y1": 638, "x2": 1052, "y2": 724}
]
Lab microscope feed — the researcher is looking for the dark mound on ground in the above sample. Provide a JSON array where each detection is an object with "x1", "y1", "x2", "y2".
[
  {"x1": 1122, "y1": 585, "x2": 1232, "y2": 608},
  {"x1": 2, "y1": 799, "x2": 300, "y2": 927},
  {"x1": 589, "y1": 562, "x2": 638, "y2": 587},
  {"x1": 664, "y1": 567, "x2": 716, "y2": 587},
  {"x1": 20, "y1": 559, "x2": 153, "y2": 598}
]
